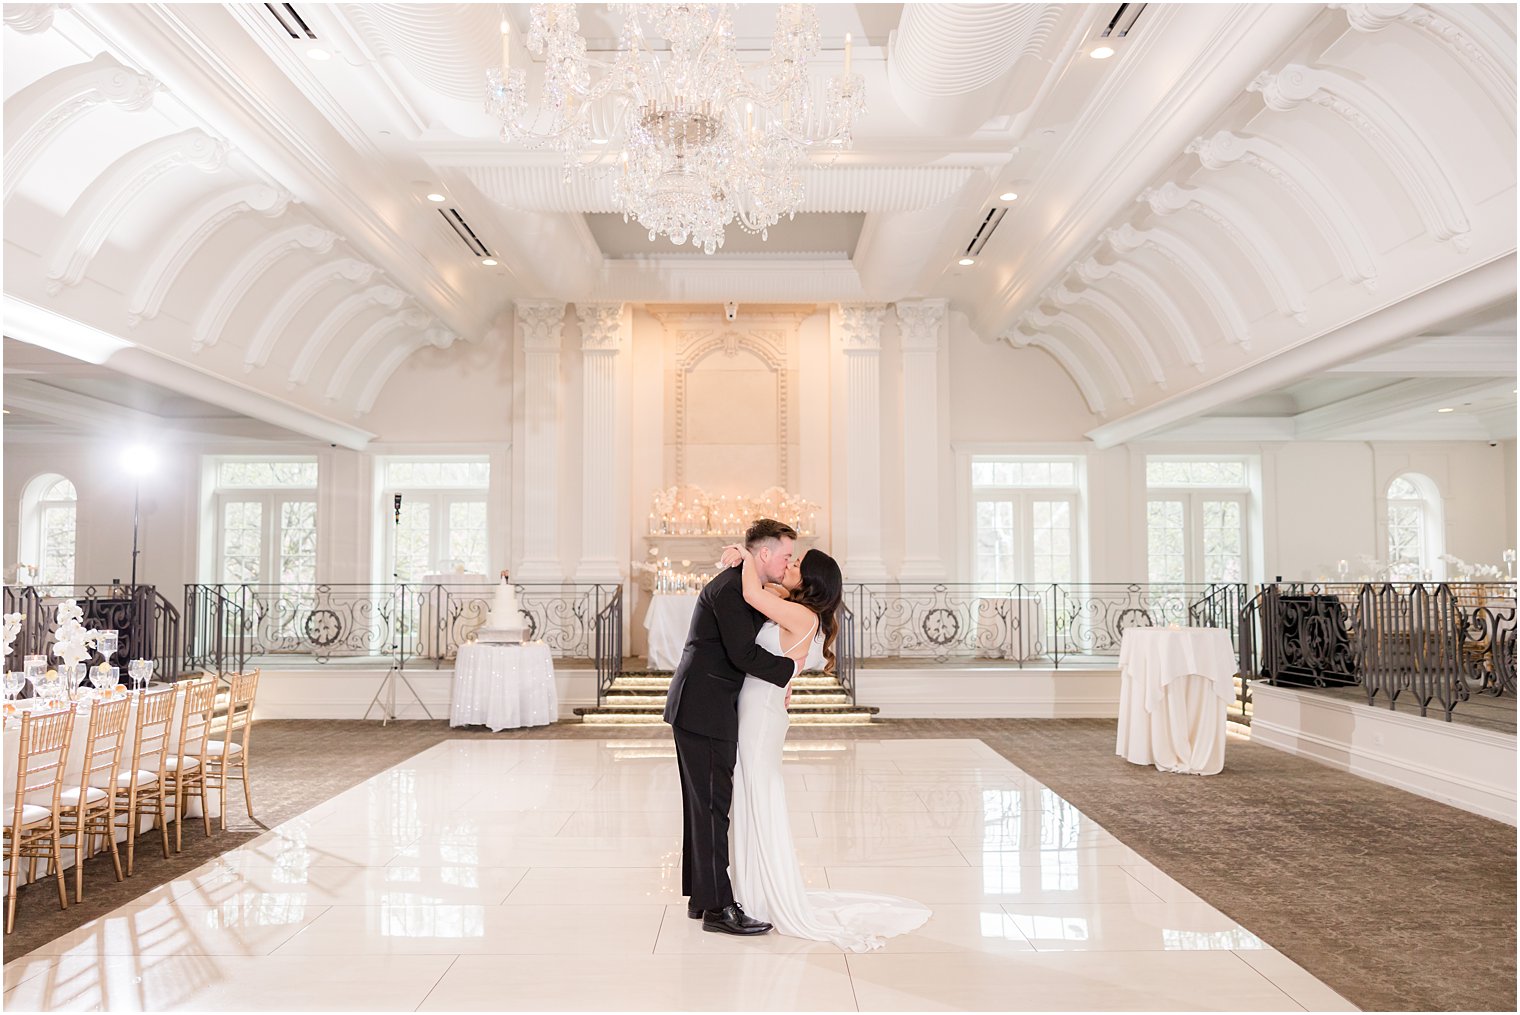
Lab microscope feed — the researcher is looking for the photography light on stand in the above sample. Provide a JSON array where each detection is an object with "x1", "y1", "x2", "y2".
[{"x1": 121, "y1": 444, "x2": 159, "y2": 588}]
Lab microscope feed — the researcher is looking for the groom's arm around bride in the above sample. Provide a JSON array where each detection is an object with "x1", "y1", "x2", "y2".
[{"x1": 662, "y1": 518, "x2": 798, "y2": 932}]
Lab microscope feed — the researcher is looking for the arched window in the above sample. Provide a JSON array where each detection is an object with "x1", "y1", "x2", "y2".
[
  {"x1": 19, "y1": 474, "x2": 78, "y2": 589},
  {"x1": 1386, "y1": 473, "x2": 1443, "y2": 581}
]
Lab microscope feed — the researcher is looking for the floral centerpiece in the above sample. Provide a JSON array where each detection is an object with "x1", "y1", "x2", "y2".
[
  {"x1": 51, "y1": 599, "x2": 98, "y2": 673},
  {"x1": 3, "y1": 612, "x2": 22, "y2": 664}
]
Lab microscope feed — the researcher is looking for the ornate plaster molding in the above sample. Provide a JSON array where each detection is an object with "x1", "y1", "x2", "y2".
[
  {"x1": 288, "y1": 284, "x2": 407, "y2": 388},
  {"x1": 671, "y1": 324, "x2": 791, "y2": 488},
  {"x1": 1003, "y1": 326, "x2": 1107, "y2": 417},
  {"x1": 243, "y1": 258, "x2": 378, "y2": 371},
  {"x1": 576, "y1": 302, "x2": 626, "y2": 351},
  {"x1": 1077, "y1": 256, "x2": 1205, "y2": 369},
  {"x1": 895, "y1": 299, "x2": 947, "y2": 351},
  {"x1": 515, "y1": 300, "x2": 567, "y2": 351},
  {"x1": 1024, "y1": 306, "x2": 1135, "y2": 404},
  {"x1": 4, "y1": 4, "x2": 70, "y2": 33},
  {"x1": 1187, "y1": 129, "x2": 1379, "y2": 289},
  {"x1": 1105, "y1": 224, "x2": 1252, "y2": 346},
  {"x1": 353, "y1": 326, "x2": 459, "y2": 415},
  {"x1": 194, "y1": 223, "x2": 338, "y2": 351},
  {"x1": 1335, "y1": 3, "x2": 1515, "y2": 121},
  {"x1": 836, "y1": 303, "x2": 887, "y2": 351},
  {"x1": 1052, "y1": 282, "x2": 1167, "y2": 387}
]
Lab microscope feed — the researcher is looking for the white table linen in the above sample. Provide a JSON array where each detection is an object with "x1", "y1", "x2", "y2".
[
  {"x1": 644, "y1": 593, "x2": 699, "y2": 670},
  {"x1": 450, "y1": 642, "x2": 557, "y2": 731},
  {"x1": 1116, "y1": 627, "x2": 1237, "y2": 776}
]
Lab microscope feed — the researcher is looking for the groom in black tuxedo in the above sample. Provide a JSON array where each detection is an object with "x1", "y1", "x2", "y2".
[{"x1": 663, "y1": 518, "x2": 799, "y2": 935}]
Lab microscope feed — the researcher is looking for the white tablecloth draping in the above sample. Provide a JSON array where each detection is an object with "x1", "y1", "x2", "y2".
[
  {"x1": 1116, "y1": 627, "x2": 1237, "y2": 776},
  {"x1": 450, "y1": 642, "x2": 557, "y2": 731},
  {"x1": 645, "y1": 594, "x2": 699, "y2": 670}
]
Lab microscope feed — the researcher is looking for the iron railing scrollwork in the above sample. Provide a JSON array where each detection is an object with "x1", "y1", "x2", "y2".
[
  {"x1": 835, "y1": 602, "x2": 857, "y2": 704},
  {"x1": 845, "y1": 582, "x2": 1240, "y2": 666},
  {"x1": 1238, "y1": 581, "x2": 1516, "y2": 722},
  {"x1": 594, "y1": 585, "x2": 624, "y2": 705},
  {"x1": 3, "y1": 584, "x2": 181, "y2": 682},
  {"x1": 184, "y1": 582, "x2": 624, "y2": 676}
]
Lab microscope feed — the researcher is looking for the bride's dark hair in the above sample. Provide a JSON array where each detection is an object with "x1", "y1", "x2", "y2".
[{"x1": 787, "y1": 549, "x2": 843, "y2": 675}]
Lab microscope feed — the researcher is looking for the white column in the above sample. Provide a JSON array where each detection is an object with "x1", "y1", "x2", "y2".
[
  {"x1": 575, "y1": 302, "x2": 627, "y2": 584},
  {"x1": 515, "y1": 300, "x2": 565, "y2": 581},
  {"x1": 895, "y1": 299, "x2": 947, "y2": 580},
  {"x1": 833, "y1": 303, "x2": 889, "y2": 582}
]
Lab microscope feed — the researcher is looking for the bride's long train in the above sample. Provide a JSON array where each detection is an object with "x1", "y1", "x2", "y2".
[{"x1": 730, "y1": 671, "x2": 931, "y2": 953}]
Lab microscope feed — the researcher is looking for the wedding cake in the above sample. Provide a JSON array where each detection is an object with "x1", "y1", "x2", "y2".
[{"x1": 477, "y1": 575, "x2": 526, "y2": 644}]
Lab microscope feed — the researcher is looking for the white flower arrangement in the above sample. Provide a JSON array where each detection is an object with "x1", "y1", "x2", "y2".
[
  {"x1": 3, "y1": 612, "x2": 22, "y2": 661},
  {"x1": 1439, "y1": 555, "x2": 1508, "y2": 581},
  {"x1": 51, "y1": 599, "x2": 98, "y2": 672}
]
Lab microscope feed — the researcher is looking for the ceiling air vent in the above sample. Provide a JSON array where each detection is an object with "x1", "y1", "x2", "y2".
[
  {"x1": 263, "y1": 3, "x2": 316, "y2": 40},
  {"x1": 439, "y1": 208, "x2": 492, "y2": 258},
  {"x1": 1100, "y1": 3, "x2": 1147, "y2": 39},
  {"x1": 964, "y1": 206, "x2": 1009, "y2": 258}
]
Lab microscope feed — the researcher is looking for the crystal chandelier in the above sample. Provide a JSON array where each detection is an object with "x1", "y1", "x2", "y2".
[{"x1": 486, "y1": 4, "x2": 865, "y2": 254}]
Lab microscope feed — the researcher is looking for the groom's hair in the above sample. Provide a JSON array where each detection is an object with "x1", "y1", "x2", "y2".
[{"x1": 745, "y1": 518, "x2": 798, "y2": 551}]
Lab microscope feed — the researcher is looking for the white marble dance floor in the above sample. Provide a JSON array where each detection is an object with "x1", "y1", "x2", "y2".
[{"x1": 3, "y1": 738, "x2": 1358, "y2": 1011}]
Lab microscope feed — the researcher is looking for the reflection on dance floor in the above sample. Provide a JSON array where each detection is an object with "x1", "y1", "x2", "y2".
[{"x1": 3, "y1": 739, "x2": 1357, "y2": 1011}]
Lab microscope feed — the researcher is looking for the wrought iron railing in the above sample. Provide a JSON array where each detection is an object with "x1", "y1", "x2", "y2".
[
  {"x1": 1239, "y1": 581, "x2": 1516, "y2": 722},
  {"x1": 835, "y1": 602, "x2": 857, "y2": 704},
  {"x1": 845, "y1": 582, "x2": 1242, "y2": 666},
  {"x1": 3, "y1": 583, "x2": 182, "y2": 682},
  {"x1": 594, "y1": 585, "x2": 624, "y2": 704},
  {"x1": 183, "y1": 582, "x2": 623, "y2": 670}
]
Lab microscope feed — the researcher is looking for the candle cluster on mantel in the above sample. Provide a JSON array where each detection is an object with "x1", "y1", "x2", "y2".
[{"x1": 647, "y1": 486, "x2": 820, "y2": 537}]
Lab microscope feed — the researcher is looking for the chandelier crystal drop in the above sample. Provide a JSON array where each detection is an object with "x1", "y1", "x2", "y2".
[{"x1": 486, "y1": 3, "x2": 866, "y2": 255}]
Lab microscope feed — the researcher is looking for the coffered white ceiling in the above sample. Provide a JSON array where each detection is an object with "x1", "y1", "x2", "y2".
[{"x1": 2, "y1": 3, "x2": 1515, "y2": 448}]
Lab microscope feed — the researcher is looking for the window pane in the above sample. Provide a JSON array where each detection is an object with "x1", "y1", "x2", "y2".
[
  {"x1": 221, "y1": 500, "x2": 263, "y2": 583},
  {"x1": 39, "y1": 503, "x2": 76, "y2": 586},
  {"x1": 278, "y1": 500, "x2": 318, "y2": 584},
  {"x1": 1050, "y1": 463, "x2": 1074, "y2": 486},
  {"x1": 386, "y1": 460, "x2": 490, "y2": 488},
  {"x1": 972, "y1": 463, "x2": 994, "y2": 486},
  {"x1": 217, "y1": 461, "x2": 317, "y2": 487},
  {"x1": 43, "y1": 479, "x2": 77, "y2": 501},
  {"x1": 1147, "y1": 499, "x2": 1186, "y2": 583},
  {"x1": 1148, "y1": 459, "x2": 1246, "y2": 488},
  {"x1": 1201, "y1": 499, "x2": 1245, "y2": 584},
  {"x1": 446, "y1": 500, "x2": 489, "y2": 574},
  {"x1": 392, "y1": 500, "x2": 432, "y2": 581},
  {"x1": 1387, "y1": 477, "x2": 1420, "y2": 499}
]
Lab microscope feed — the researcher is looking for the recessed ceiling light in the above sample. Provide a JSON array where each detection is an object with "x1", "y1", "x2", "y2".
[
  {"x1": 591, "y1": 138, "x2": 609, "y2": 145},
  {"x1": 307, "y1": 47, "x2": 331, "y2": 61},
  {"x1": 1437, "y1": 407, "x2": 1455, "y2": 413},
  {"x1": 426, "y1": 193, "x2": 446, "y2": 202},
  {"x1": 958, "y1": 257, "x2": 975, "y2": 266},
  {"x1": 1090, "y1": 46, "x2": 1115, "y2": 60},
  {"x1": 999, "y1": 192, "x2": 1018, "y2": 202},
  {"x1": 480, "y1": 258, "x2": 498, "y2": 266}
]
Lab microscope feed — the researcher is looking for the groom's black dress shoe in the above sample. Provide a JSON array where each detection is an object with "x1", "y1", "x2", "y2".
[{"x1": 702, "y1": 903, "x2": 773, "y2": 935}]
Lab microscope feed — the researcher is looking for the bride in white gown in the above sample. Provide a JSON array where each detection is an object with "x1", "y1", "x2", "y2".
[{"x1": 719, "y1": 542, "x2": 931, "y2": 953}]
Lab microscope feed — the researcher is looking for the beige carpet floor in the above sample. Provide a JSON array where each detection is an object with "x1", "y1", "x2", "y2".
[{"x1": 4, "y1": 718, "x2": 1514, "y2": 1012}]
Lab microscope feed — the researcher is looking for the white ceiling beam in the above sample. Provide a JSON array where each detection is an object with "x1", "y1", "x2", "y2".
[
  {"x1": 1291, "y1": 378, "x2": 1508, "y2": 440},
  {"x1": 1324, "y1": 335, "x2": 1517, "y2": 376},
  {"x1": 4, "y1": 296, "x2": 376, "y2": 449},
  {"x1": 1084, "y1": 252, "x2": 1518, "y2": 448}
]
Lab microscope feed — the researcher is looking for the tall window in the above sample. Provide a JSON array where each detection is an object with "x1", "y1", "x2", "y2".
[
  {"x1": 1146, "y1": 458, "x2": 1250, "y2": 584},
  {"x1": 212, "y1": 459, "x2": 318, "y2": 584},
  {"x1": 379, "y1": 459, "x2": 490, "y2": 580},
  {"x1": 971, "y1": 458, "x2": 1082, "y2": 583},
  {"x1": 20, "y1": 475, "x2": 77, "y2": 589},
  {"x1": 1386, "y1": 473, "x2": 1442, "y2": 581}
]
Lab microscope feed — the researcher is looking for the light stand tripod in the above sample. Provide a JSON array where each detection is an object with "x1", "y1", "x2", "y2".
[{"x1": 365, "y1": 492, "x2": 433, "y2": 725}]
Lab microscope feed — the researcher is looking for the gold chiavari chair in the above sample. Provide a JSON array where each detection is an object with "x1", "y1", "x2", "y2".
[
  {"x1": 56, "y1": 696, "x2": 130, "y2": 902},
  {"x1": 166, "y1": 679, "x2": 216, "y2": 853},
  {"x1": 3, "y1": 705, "x2": 76, "y2": 933},
  {"x1": 111, "y1": 685, "x2": 179, "y2": 877},
  {"x1": 196, "y1": 669, "x2": 260, "y2": 831}
]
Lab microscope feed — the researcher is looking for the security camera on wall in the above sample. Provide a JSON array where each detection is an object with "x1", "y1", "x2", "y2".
[{"x1": 724, "y1": 301, "x2": 738, "y2": 322}]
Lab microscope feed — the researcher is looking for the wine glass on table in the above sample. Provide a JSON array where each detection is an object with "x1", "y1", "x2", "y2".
[
  {"x1": 23, "y1": 655, "x2": 45, "y2": 698},
  {"x1": 4, "y1": 671, "x2": 23, "y2": 700}
]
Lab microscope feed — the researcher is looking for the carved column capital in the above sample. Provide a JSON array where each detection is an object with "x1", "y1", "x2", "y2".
[
  {"x1": 576, "y1": 302, "x2": 626, "y2": 351},
  {"x1": 835, "y1": 302, "x2": 887, "y2": 351},
  {"x1": 515, "y1": 299, "x2": 566, "y2": 350},
  {"x1": 895, "y1": 299, "x2": 947, "y2": 351}
]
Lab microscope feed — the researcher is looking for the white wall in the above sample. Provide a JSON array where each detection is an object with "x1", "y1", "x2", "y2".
[{"x1": 5, "y1": 304, "x2": 1515, "y2": 600}]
